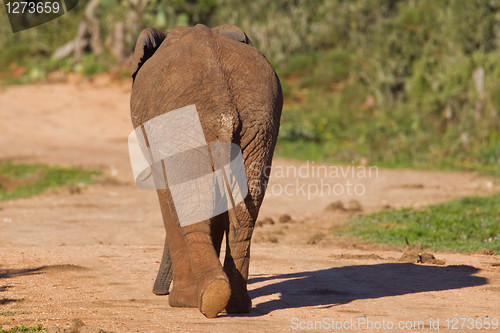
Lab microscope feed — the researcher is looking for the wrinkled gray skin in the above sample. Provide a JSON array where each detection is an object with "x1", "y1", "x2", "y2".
[{"x1": 130, "y1": 24, "x2": 282, "y2": 318}]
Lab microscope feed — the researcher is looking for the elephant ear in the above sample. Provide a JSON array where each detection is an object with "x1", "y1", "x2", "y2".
[
  {"x1": 212, "y1": 24, "x2": 253, "y2": 46},
  {"x1": 131, "y1": 28, "x2": 167, "y2": 81}
]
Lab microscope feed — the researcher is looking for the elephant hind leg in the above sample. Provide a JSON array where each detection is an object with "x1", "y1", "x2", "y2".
[
  {"x1": 156, "y1": 189, "x2": 197, "y2": 307},
  {"x1": 182, "y1": 221, "x2": 230, "y2": 318},
  {"x1": 223, "y1": 196, "x2": 258, "y2": 313},
  {"x1": 152, "y1": 236, "x2": 173, "y2": 295},
  {"x1": 210, "y1": 212, "x2": 228, "y2": 259},
  {"x1": 192, "y1": 212, "x2": 230, "y2": 318}
]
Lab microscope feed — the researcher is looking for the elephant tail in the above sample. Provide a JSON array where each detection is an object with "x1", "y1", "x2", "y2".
[{"x1": 153, "y1": 236, "x2": 173, "y2": 295}]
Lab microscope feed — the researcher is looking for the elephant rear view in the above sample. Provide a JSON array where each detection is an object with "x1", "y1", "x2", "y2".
[{"x1": 129, "y1": 24, "x2": 282, "y2": 318}]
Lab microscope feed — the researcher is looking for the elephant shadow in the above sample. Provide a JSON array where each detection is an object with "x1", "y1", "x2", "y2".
[
  {"x1": 238, "y1": 263, "x2": 486, "y2": 316},
  {"x1": 0, "y1": 267, "x2": 44, "y2": 305},
  {"x1": 0, "y1": 265, "x2": 86, "y2": 305}
]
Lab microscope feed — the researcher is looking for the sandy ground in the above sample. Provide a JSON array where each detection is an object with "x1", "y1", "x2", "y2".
[{"x1": 0, "y1": 81, "x2": 499, "y2": 332}]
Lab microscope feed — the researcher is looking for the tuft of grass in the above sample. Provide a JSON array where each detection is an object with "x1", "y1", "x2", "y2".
[
  {"x1": 0, "y1": 325, "x2": 44, "y2": 333},
  {"x1": 0, "y1": 162, "x2": 101, "y2": 201},
  {"x1": 339, "y1": 193, "x2": 500, "y2": 254},
  {"x1": 0, "y1": 312, "x2": 30, "y2": 316}
]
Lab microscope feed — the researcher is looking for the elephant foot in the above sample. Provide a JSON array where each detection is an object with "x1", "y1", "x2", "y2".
[
  {"x1": 168, "y1": 280, "x2": 198, "y2": 308},
  {"x1": 199, "y1": 278, "x2": 231, "y2": 318},
  {"x1": 152, "y1": 279, "x2": 171, "y2": 295},
  {"x1": 153, "y1": 285, "x2": 169, "y2": 296},
  {"x1": 168, "y1": 287, "x2": 197, "y2": 308},
  {"x1": 226, "y1": 292, "x2": 252, "y2": 314}
]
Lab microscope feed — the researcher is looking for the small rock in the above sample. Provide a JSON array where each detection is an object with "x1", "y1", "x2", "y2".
[
  {"x1": 399, "y1": 246, "x2": 445, "y2": 265},
  {"x1": 418, "y1": 252, "x2": 435, "y2": 263},
  {"x1": 268, "y1": 236, "x2": 279, "y2": 243},
  {"x1": 279, "y1": 214, "x2": 292, "y2": 223},
  {"x1": 472, "y1": 249, "x2": 495, "y2": 255},
  {"x1": 263, "y1": 217, "x2": 275, "y2": 225},
  {"x1": 307, "y1": 233, "x2": 324, "y2": 245},
  {"x1": 347, "y1": 199, "x2": 363, "y2": 212},
  {"x1": 255, "y1": 217, "x2": 274, "y2": 227},
  {"x1": 418, "y1": 252, "x2": 446, "y2": 265},
  {"x1": 68, "y1": 183, "x2": 85, "y2": 194},
  {"x1": 324, "y1": 200, "x2": 346, "y2": 212}
]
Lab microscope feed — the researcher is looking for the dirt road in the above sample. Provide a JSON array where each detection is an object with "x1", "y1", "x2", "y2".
[{"x1": 0, "y1": 81, "x2": 499, "y2": 332}]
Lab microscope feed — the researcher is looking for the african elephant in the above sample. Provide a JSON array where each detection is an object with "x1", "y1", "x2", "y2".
[{"x1": 130, "y1": 24, "x2": 282, "y2": 318}]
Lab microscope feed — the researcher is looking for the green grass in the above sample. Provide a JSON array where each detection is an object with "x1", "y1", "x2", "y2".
[
  {"x1": 340, "y1": 193, "x2": 500, "y2": 254},
  {"x1": 0, "y1": 325, "x2": 44, "y2": 333},
  {"x1": 276, "y1": 137, "x2": 500, "y2": 179},
  {"x1": 0, "y1": 312, "x2": 30, "y2": 316},
  {"x1": 0, "y1": 162, "x2": 100, "y2": 201}
]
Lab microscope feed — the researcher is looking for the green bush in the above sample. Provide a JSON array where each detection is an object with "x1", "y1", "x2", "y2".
[
  {"x1": 275, "y1": 0, "x2": 500, "y2": 173},
  {"x1": 0, "y1": 0, "x2": 499, "y2": 173}
]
